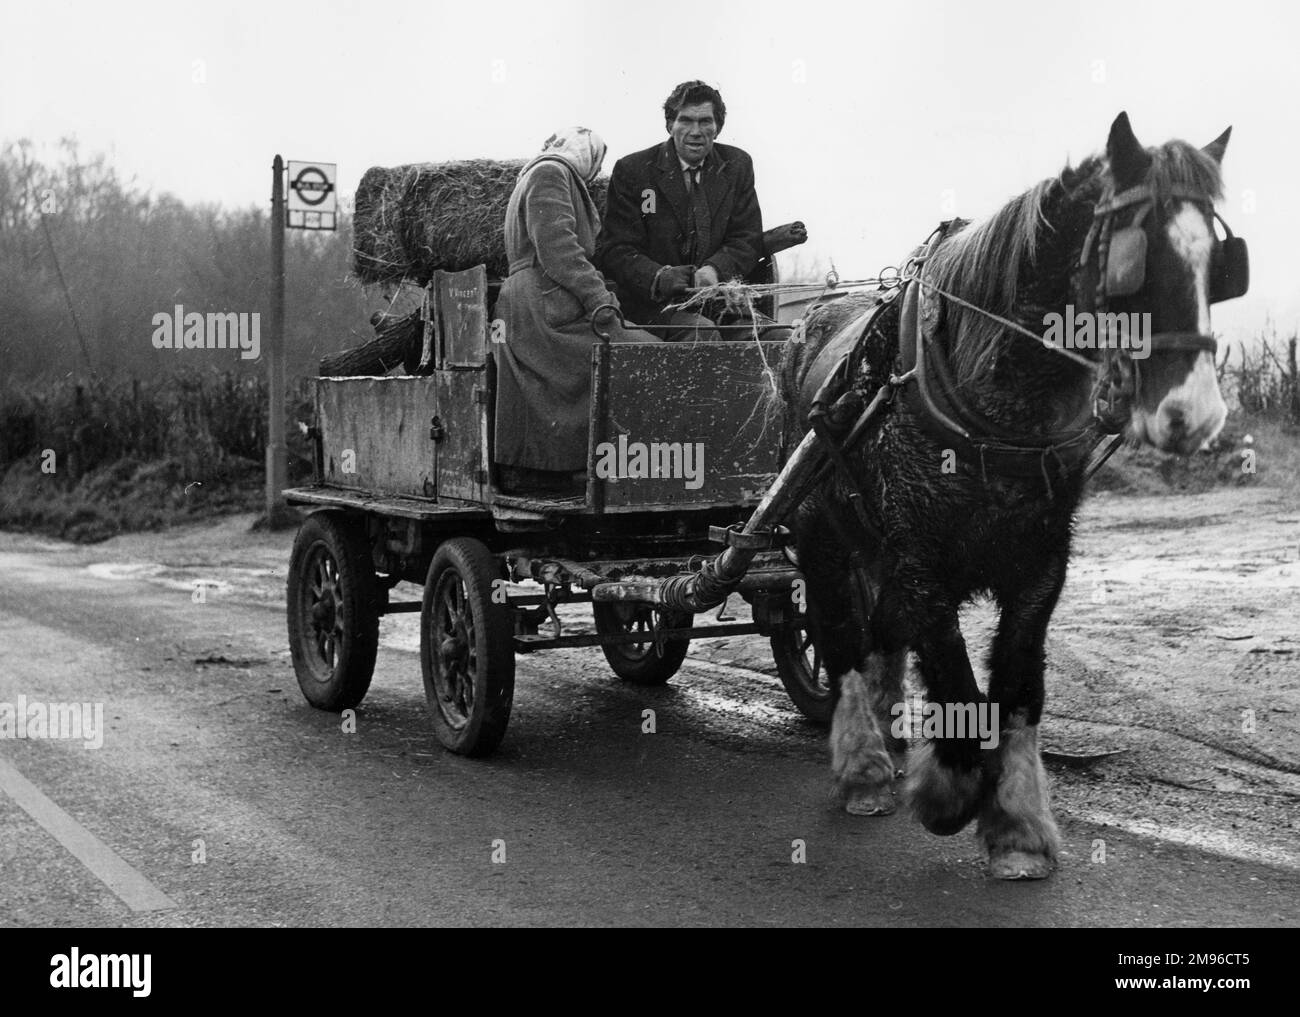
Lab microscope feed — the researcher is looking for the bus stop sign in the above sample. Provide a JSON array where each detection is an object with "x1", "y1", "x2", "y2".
[{"x1": 287, "y1": 161, "x2": 337, "y2": 230}]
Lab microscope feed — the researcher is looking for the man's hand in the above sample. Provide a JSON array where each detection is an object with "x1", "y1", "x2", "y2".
[
  {"x1": 654, "y1": 265, "x2": 694, "y2": 299},
  {"x1": 693, "y1": 265, "x2": 720, "y2": 289}
]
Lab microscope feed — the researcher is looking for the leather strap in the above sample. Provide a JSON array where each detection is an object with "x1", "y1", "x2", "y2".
[
  {"x1": 1148, "y1": 331, "x2": 1219, "y2": 354},
  {"x1": 799, "y1": 295, "x2": 902, "y2": 545},
  {"x1": 899, "y1": 277, "x2": 1103, "y2": 484}
]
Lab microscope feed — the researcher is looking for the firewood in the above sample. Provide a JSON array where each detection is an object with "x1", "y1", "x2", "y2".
[{"x1": 318, "y1": 310, "x2": 425, "y2": 377}]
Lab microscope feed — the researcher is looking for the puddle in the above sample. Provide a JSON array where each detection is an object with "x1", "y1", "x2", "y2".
[{"x1": 85, "y1": 562, "x2": 168, "y2": 581}]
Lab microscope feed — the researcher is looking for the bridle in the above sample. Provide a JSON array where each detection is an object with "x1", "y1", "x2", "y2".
[{"x1": 1080, "y1": 180, "x2": 1249, "y2": 432}]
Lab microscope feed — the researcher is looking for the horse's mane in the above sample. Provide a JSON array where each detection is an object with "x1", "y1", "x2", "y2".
[{"x1": 926, "y1": 139, "x2": 1225, "y2": 380}]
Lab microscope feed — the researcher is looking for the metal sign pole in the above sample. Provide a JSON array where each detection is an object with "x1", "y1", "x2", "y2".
[{"x1": 267, "y1": 154, "x2": 287, "y2": 522}]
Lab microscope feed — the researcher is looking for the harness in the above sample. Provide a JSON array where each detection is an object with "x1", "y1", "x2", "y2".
[
  {"x1": 802, "y1": 298, "x2": 904, "y2": 539},
  {"x1": 805, "y1": 179, "x2": 1250, "y2": 510},
  {"x1": 898, "y1": 241, "x2": 1101, "y2": 485}
]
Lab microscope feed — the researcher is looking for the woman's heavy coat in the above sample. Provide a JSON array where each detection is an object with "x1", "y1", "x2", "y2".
[{"x1": 493, "y1": 158, "x2": 651, "y2": 473}]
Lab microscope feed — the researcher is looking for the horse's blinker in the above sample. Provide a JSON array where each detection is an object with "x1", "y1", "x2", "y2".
[
  {"x1": 1212, "y1": 224, "x2": 1249, "y2": 303},
  {"x1": 1083, "y1": 183, "x2": 1250, "y2": 308},
  {"x1": 1104, "y1": 224, "x2": 1147, "y2": 297}
]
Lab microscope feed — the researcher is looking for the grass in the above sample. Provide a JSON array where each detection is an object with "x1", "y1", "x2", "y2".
[
  {"x1": 1091, "y1": 410, "x2": 1298, "y2": 497},
  {"x1": 1093, "y1": 329, "x2": 1300, "y2": 497},
  {"x1": 0, "y1": 372, "x2": 313, "y2": 542}
]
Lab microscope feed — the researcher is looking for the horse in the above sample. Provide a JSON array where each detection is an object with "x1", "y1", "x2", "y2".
[{"x1": 790, "y1": 112, "x2": 1242, "y2": 879}]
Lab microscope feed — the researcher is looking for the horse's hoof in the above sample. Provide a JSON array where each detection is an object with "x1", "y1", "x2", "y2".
[
  {"x1": 907, "y1": 775, "x2": 981, "y2": 835},
  {"x1": 905, "y1": 742, "x2": 982, "y2": 836},
  {"x1": 845, "y1": 787, "x2": 896, "y2": 816},
  {"x1": 916, "y1": 806, "x2": 979, "y2": 836},
  {"x1": 989, "y1": 850, "x2": 1054, "y2": 880}
]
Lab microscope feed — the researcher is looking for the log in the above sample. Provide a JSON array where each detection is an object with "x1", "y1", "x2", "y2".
[
  {"x1": 319, "y1": 311, "x2": 425, "y2": 377},
  {"x1": 761, "y1": 221, "x2": 807, "y2": 258}
]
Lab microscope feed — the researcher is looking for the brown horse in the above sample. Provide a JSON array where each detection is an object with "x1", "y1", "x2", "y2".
[{"x1": 792, "y1": 112, "x2": 1241, "y2": 878}]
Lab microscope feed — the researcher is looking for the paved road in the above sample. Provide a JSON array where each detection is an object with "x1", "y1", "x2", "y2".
[{"x1": 0, "y1": 520, "x2": 1296, "y2": 927}]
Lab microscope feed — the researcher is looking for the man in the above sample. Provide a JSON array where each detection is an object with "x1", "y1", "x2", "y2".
[{"x1": 596, "y1": 80, "x2": 768, "y2": 340}]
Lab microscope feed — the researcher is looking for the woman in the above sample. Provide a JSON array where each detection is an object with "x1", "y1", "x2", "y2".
[{"x1": 493, "y1": 127, "x2": 655, "y2": 495}]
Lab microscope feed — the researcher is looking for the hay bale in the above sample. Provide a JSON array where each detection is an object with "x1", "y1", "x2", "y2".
[{"x1": 352, "y1": 159, "x2": 610, "y2": 287}]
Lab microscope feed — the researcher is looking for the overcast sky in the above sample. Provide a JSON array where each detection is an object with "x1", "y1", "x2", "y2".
[{"x1": 3, "y1": 0, "x2": 1296, "y2": 343}]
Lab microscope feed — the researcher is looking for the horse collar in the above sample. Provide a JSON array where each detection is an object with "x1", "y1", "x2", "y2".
[{"x1": 897, "y1": 272, "x2": 1103, "y2": 488}]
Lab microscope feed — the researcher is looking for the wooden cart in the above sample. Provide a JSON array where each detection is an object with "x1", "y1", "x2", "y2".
[{"x1": 283, "y1": 267, "x2": 855, "y2": 756}]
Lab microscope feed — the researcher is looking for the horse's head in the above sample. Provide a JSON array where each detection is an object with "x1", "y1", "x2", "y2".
[{"x1": 1078, "y1": 113, "x2": 1244, "y2": 455}]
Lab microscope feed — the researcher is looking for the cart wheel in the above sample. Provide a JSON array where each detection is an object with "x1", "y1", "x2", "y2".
[
  {"x1": 286, "y1": 512, "x2": 380, "y2": 711},
  {"x1": 770, "y1": 569, "x2": 873, "y2": 725},
  {"x1": 593, "y1": 602, "x2": 692, "y2": 685},
  {"x1": 421, "y1": 538, "x2": 514, "y2": 757}
]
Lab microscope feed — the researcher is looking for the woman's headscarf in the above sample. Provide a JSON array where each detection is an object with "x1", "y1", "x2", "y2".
[{"x1": 520, "y1": 126, "x2": 607, "y2": 185}]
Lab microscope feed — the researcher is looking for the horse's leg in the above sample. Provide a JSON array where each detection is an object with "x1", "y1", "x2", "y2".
[
  {"x1": 877, "y1": 645, "x2": 909, "y2": 764},
  {"x1": 903, "y1": 601, "x2": 987, "y2": 836},
  {"x1": 799, "y1": 513, "x2": 897, "y2": 816},
  {"x1": 979, "y1": 554, "x2": 1067, "y2": 880},
  {"x1": 831, "y1": 648, "x2": 905, "y2": 815},
  {"x1": 833, "y1": 572, "x2": 910, "y2": 781}
]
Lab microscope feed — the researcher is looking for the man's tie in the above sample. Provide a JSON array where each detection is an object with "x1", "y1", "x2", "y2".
[{"x1": 684, "y1": 166, "x2": 711, "y2": 266}]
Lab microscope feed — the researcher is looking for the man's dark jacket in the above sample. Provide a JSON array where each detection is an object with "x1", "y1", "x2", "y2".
[{"x1": 596, "y1": 139, "x2": 763, "y2": 325}]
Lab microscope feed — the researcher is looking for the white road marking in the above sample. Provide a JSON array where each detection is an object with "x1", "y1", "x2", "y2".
[
  {"x1": 0, "y1": 754, "x2": 175, "y2": 912},
  {"x1": 1076, "y1": 806, "x2": 1300, "y2": 871}
]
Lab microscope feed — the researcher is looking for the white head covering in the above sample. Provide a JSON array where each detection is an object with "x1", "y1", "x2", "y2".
[{"x1": 522, "y1": 126, "x2": 607, "y2": 184}]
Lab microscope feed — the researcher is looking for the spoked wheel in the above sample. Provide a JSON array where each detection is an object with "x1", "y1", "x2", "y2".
[
  {"x1": 592, "y1": 602, "x2": 692, "y2": 686},
  {"x1": 421, "y1": 538, "x2": 514, "y2": 757},
  {"x1": 770, "y1": 568, "x2": 873, "y2": 725},
  {"x1": 286, "y1": 512, "x2": 380, "y2": 711}
]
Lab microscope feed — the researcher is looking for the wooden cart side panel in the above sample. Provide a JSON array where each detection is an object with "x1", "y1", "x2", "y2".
[
  {"x1": 435, "y1": 370, "x2": 487, "y2": 503},
  {"x1": 317, "y1": 377, "x2": 438, "y2": 498},
  {"x1": 436, "y1": 266, "x2": 489, "y2": 368},
  {"x1": 593, "y1": 342, "x2": 787, "y2": 508}
]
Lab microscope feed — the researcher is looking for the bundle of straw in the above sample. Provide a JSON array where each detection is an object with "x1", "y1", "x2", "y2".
[{"x1": 352, "y1": 159, "x2": 609, "y2": 286}]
